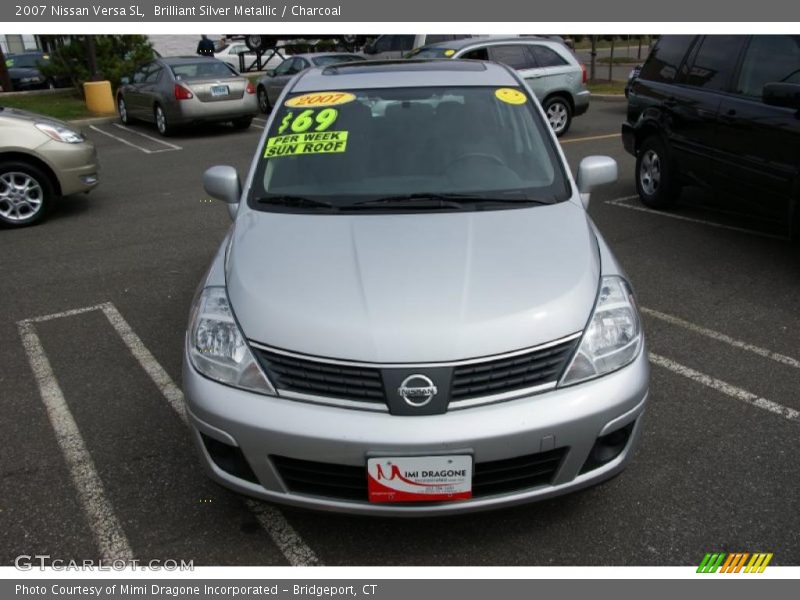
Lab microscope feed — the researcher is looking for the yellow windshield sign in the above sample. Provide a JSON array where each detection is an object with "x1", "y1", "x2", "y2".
[
  {"x1": 285, "y1": 92, "x2": 356, "y2": 108},
  {"x1": 495, "y1": 88, "x2": 527, "y2": 105},
  {"x1": 264, "y1": 131, "x2": 349, "y2": 158}
]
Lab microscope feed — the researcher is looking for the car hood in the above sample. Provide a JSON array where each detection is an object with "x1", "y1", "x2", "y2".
[
  {"x1": 0, "y1": 106, "x2": 70, "y2": 129},
  {"x1": 227, "y1": 202, "x2": 600, "y2": 362}
]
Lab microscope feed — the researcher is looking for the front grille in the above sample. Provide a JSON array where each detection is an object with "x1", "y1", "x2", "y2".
[
  {"x1": 271, "y1": 448, "x2": 567, "y2": 502},
  {"x1": 255, "y1": 349, "x2": 385, "y2": 403},
  {"x1": 450, "y1": 339, "x2": 577, "y2": 401}
]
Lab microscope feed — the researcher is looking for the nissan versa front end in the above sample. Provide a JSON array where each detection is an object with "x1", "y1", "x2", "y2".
[{"x1": 183, "y1": 60, "x2": 649, "y2": 515}]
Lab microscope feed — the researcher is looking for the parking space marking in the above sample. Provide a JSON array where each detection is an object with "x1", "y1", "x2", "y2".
[
  {"x1": 650, "y1": 353, "x2": 799, "y2": 422},
  {"x1": 88, "y1": 125, "x2": 180, "y2": 155},
  {"x1": 111, "y1": 124, "x2": 183, "y2": 151},
  {"x1": 642, "y1": 307, "x2": 800, "y2": 371},
  {"x1": 17, "y1": 316, "x2": 134, "y2": 561},
  {"x1": 253, "y1": 118, "x2": 267, "y2": 124},
  {"x1": 560, "y1": 133, "x2": 621, "y2": 145},
  {"x1": 96, "y1": 302, "x2": 321, "y2": 566},
  {"x1": 251, "y1": 124, "x2": 265, "y2": 130},
  {"x1": 606, "y1": 196, "x2": 788, "y2": 240}
]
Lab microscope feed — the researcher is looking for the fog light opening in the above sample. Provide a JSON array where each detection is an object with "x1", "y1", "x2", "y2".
[
  {"x1": 580, "y1": 421, "x2": 635, "y2": 474},
  {"x1": 200, "y1": 433, "x2": 259, "y2": 484}
]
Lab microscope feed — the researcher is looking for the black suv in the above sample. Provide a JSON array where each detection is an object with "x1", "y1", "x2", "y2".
[{"x1": 622, "y1": 35, "x2": 800, "y2": 238}]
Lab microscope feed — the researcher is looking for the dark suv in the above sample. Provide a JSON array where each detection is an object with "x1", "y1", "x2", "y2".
[{"x1": 622, "y1": 35, "x2": 800, "y2": 238}]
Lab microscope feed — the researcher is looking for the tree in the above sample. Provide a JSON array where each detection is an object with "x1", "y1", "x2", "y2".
[
  {"x1": 0, "y1": 46, "x2": 12, "y2": 92},
  {"x1": 40, "y1": 35, "x2": 154, "y2": 93}
]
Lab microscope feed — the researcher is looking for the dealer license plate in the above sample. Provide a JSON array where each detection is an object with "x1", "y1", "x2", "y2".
[
  {"x1": 211, "y1": 85, "x2": 229, "y2": 97},
  {"x1": 367, "y1": 455, "x2": 472, "y2": 503}
]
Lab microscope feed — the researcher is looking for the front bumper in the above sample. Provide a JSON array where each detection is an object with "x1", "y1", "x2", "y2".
[
  {"x1": 183, "y1": 345, "x2": 649, "y2": 516},
  {"x1": 38, "y1": 139, "x2": 99, "y2": 196}
]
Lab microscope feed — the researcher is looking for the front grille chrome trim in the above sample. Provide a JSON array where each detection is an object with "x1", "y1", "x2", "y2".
[{"x1": 277, "y1": 389, "x2": 389, "y2": 413}]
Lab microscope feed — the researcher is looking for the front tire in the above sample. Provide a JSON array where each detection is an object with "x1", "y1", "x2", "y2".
[
  {"x1": 257, "y1": 86, "x2": 270, "y2": 113},
  {"x1": 154, "y1": 104, "x2": 173, "y2": 136},
  {"x1": 543, "y1": 96, "x2": 572, "y2": 137},
  {"x1": 118, "y1": 95, "x2": 131, "y2": 125},
  {"x1": 636, "y1": 135, "x2": 679, "y2": 209},
  {"x1": 0, "y1": 162, "x2": 53, "y2": 227}
]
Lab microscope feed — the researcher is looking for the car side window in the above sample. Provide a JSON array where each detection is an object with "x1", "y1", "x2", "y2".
[
  {"x1": 639, "y1": 35, "x2": 696, "y2": 84},
  {"x1": 143, "y1": 67, "x2": 162, "y2": 84},
  {"x1": 274, "y1": 59, "x2": 294, "y2": 76},
  {"x1": 132, "y1": 64, "x2": 151, "y2": 83},
  {"x1": 488, "y1": 45, "x2": 537, "y2": 70},
  {"x1": 684, "y1": 35, "x2": 744, "y2": 91},
  {"x1": 295, "y1": 58, "x2": 310, "y2": 71},
  {"x1": 529, "y1": 45, "x2": 568, "y2": 68},
  {"x1": 736, "y1": 35, "x2": 800, "y2": 99},
  {"x1": 461, "y1": 48, "x2": 489, "y2": 61}
]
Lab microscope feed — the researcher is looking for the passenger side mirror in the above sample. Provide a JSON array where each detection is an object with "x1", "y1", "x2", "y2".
[
  {"x1": 576, "y1": 156, "x2": 618, "y2": 209},
  {"x1": 763, "y1": 82, "x2": 800, "y2": 111},
  {"x1": 203, "y1": 165, "x2": 241, "y2": 220}
]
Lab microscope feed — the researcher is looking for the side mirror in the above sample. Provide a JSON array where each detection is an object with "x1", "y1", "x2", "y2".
[
  {"x1": 763, "y1": 82, "x2": 800, "y2": 111},
  {"x1": 265, "y1": 68, "x2": 276, "y2": 77},
  {"x1": 576, "y1": 156, "x2": 618, "y2": 209},
  {"x1": 120, "y1": 76, "x2": 130, "y2": 85},
  {"x1": 363, "y1": 42, "x2": 376, "y2": 55},
  {"x1": 203, "y1": 165, "x2": 241, "y2": 220}
]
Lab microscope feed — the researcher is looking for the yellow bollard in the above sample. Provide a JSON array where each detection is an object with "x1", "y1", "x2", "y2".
[{"x1": 83, "y1": 80, "x2": 116, "y2": 114}]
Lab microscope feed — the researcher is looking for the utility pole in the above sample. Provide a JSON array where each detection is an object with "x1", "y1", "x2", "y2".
[
  {"x1": 0, "y1": 46, "x2": 12, "y2": 92},
  {"x1": 86, "y1": 35, "x2": 100, "y2": 81},
  {"x1": 589, "y1": 35, "x2": 597, "y2": 83}
]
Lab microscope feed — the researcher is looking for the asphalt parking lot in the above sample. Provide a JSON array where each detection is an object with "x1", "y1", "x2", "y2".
[{"x1": 1, "y1": 100, "x2": 798, "y2": 567}]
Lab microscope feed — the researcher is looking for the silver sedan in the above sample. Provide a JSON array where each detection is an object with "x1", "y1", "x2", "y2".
[{"x1": 116, "y1": 57, "x2": 259, "y2": 136}]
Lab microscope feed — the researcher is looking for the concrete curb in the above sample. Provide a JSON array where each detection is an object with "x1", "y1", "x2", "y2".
[
  {"x1": 69, "y1": 115, "x2": 117, "y2": 126},
  {"x1": 592, "y1": 94, "x2": 627, "y2": 103}
]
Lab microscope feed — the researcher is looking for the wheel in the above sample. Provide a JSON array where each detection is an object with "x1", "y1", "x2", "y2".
[
  {"x1": 635, "y1": 135, "x2": 679, "y2": 209},
  {"x1": 154, "y1": 104, "x2": 173, "y2": 136},
  {"x1": 0, "y1": 162, "x2": 53, "y2": 227},
  {"x1": 244, "y1": 35, "x2": 279, "y2": 52},
  {"x1": 232, "y1": 117, "x2": 252, "y2": 130},
  {"x1": 257, "y1": 86, "x2": 270, "y2": 113},
  {"x1": 543, "y1": 96, "x2": 572, "y2": 137},
  {"x1": 118, "y1": 95, "x2": 131, "y2": 125}
]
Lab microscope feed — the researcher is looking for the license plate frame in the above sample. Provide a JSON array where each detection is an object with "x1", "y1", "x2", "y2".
[
  {"x1": 210, "y1": 85, "x2": 229, "y2": 97},
  {"x1": 367, "y1": 455, "x2": 472, "y2": 503}
]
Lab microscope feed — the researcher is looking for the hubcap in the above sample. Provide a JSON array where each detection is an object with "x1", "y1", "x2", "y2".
[
  {"x1": 258, "y1": 89, "x2": 268, "y2": 112},
  {"x1": 119, "y1": 99, "x2": 127, "y2": 122},
  {"x1": 640, "y1": 149, "x2": 661, "y2": 196},
  {"x1": 0, "y1": 172, "x2": 44, "y2": 221},
  {"x1": 547, "y1": 102, "x2": 568, "y2": 133},
  {"x1": 156, "y1": 107, "x2": 166, "y2": 133}
]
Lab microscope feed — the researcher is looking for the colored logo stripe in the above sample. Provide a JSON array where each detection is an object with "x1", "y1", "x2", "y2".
[{"x1": 697, "y1": 552, "x2": 773, "y2": 573}]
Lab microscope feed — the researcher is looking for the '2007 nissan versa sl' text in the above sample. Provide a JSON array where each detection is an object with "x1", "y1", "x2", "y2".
[{"x1": 183, "y1": 60, "x2": 649, "y2": 515}]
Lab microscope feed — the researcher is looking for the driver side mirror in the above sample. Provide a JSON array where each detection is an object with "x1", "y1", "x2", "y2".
[
  {"x1": 203, "y1": 165, "x2": 241, "y2": 220},
  {"x1": 576, "y1": 156, "x2": 618, "y2": 209},
  {"x1": 763, "y1": 82, "x2": 800, "y2": 111}
]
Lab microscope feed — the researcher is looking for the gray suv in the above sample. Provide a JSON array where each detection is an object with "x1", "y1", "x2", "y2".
[
  {"x1": 410, "y1": 37, "x2": 590, "y2": 135},
  {"x1": 185, "y1": 60, "x2": 648, "y2": 515}
]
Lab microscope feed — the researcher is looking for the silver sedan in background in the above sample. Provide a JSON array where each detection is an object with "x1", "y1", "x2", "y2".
[
  {"x1": 116, "y1": 57, "x2": 259, "y2": 136},
  {"x1": 255, "y1": 53, "x2": 366, "y2": 113}
]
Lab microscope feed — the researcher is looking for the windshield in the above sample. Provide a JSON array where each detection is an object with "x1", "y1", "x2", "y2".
[
  {"x1": 6, "y1": 54, "x2": 46, "y2": 68},
  {"x1": 250, "y1": 86, "x2": 569, "y2": 213},
  {"x1": 170, "y1": 61, "x2": 237, "y2": 80},
  {"x1": 406, "y1": 47, "x2": 456, "y2": 59}
]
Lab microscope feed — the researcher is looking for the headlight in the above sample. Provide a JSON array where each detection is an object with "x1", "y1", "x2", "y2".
[
  {"x1": 35, "y1": 122, "x2": 84, "y2": 143},
  {"x1": 187, "y1": 286, "x2": 276, "y2": 395},
  {"x1": 21, "y1": 76, "x2": 42, "y2": 83},
  {"x1": 560, "y1": 276, "x2": 642, "y2": 386}
]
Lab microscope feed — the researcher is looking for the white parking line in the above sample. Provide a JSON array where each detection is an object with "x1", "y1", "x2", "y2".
[
  {"x1": 560, "y1": 133, "x2": 621, "y2": 145},
  {"x1": 112, "y1": 124, "x2": 183, "y2": 150},
  {"x1": 650, "y1": 353, "x2": 799, "y2": 422},
  {"x1": 88, "y1": 125, "x2": 179, "y2": 155},
  {"x1": 251, "y1": 124, "x2": 265, "y2": 130},
  {"x1": 253, "y1": 117, "x2": 267, "y2": 124},
  {"x1": 606, "y1": 196, "x2": 787, "y2": 240},
  {"x1": 17, "y1": 302, "x2": 321, "y2": 566},
  {"x1": 642, "y1": 307, "x2": 800, "y2": 370},
  {"x1": 17, "y1": 317, "x2": 134, "y2": 561},
  {"x1": 96, "y1": 302, "x2": 321, "y2": 567}
]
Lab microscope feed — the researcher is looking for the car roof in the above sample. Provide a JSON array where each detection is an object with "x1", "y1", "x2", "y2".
[
  {"x1": 292, "y1": 52, "x2": 362, "y2": 61},
  {"x1": 293, "y1": 59, "x2": 519, "y2": 92}
]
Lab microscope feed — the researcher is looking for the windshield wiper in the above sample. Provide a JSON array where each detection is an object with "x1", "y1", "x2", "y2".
[
  {"x1": 254, "y1": 194, "x2": 337, "y2": 210},
  {"x1": 345, "y1": 193, "x2": 551, "y2": 210}
]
